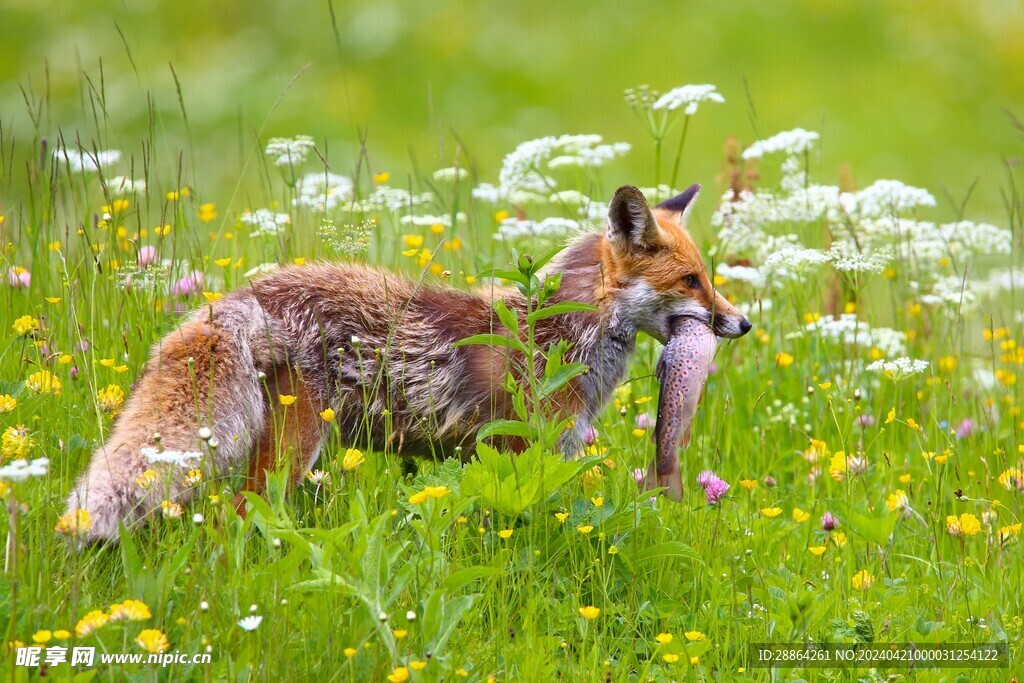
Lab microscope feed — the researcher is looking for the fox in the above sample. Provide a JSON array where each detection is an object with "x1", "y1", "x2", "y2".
[{"x1": 65, "y1": 183, "x2": 750, "y2": 542}]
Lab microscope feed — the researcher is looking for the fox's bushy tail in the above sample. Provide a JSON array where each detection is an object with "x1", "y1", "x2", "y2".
[{"x1": 66, "y1": 294, "x2": 272, "y2": 542}]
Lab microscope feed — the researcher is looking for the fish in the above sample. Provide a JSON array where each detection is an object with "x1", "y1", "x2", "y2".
[{"x1": 644, "y1": 316, "x2": 716, "y2": 501}]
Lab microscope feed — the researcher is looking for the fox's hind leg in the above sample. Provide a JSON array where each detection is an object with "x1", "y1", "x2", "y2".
[
  {"x1": 233, "y1": 365, "x2": 326, "y2": 515},
  {"x1": 66, "y1": 296, "x2": 268, "y2": 543}
]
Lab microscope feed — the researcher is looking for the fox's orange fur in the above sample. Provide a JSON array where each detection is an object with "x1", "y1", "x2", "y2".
[{"x1": 66, "y1": 184, "x2": 749, "y2": 542}]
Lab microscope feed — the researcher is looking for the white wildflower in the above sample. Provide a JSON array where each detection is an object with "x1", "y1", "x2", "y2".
[
  {"x1": 827, "y1": 243, "x2": 892, "y2": 274},
  {"x1": 354, "y1": 186, "x2": 433, "y2": 212},
  {"x1": 867, "y1": 357, "x2": 930, "y2": 379},
  {"x1": 54, "y1": 148, "x2": 121, "y2": 173},
  {"x1": 495, "y1": 216, "x2": 582, "y2": 241},
  {"x1": 244, "y1": 263, "x2": 280, "y2": 278},
  {"x1": 806, "y1": 314, "x2": 906, "y2": 357},
  {"x1": 293, "y1": 172, "x2": 354, "y2": 212},
  {"x1": 241, "y1": 209, "x2": 291, "y2": 238},
  {"x1": 638, "y1": 185, "x2": 680, "y2": 204},
  {"x1": 105, "y1": 176, "x2": 147, "y2": 195},
  {"x1": 715, "y1": 264, "x2": 767, "y2": 288},
  {"x1": 549, "y1": 190, "x2": 590, "y2": 206},
  {"x1": 840, "y1": 179, "x2": 936, "y2": 218},
  {"x1": 652, "y1": 84, "x2": 725, "y2": 115},
  {"x1": 265, "y1": 135, "x2": 316, "y2": 167},
  {"x1": 433, "y1": 167, "x2": 468, "y2": 182},
  {"x1": 400, "y1": 213, "x2": 465, "y2": 227},
  {"x1": 237, "y1": 616, "x2": 263, "y2": 632},
  {"x1": 141, "y1": 447, "x2": 202, "y2": 468},
  {"x1": 761, "y1": 245, "x2": 831, "y2": 276},
  {"x1": 742, "y1": 129, "x2": 819, "y2": 159},
  {"x1": 0, "y1": 457, "x2": 49, "y2": 481}
]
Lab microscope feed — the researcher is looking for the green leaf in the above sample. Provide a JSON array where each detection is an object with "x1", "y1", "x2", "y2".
[
  {"x1": 527, "y1": 301, "x2": 599, "y2": 324},
  {"x1": 494, "y1": 298, "x2": 519, "y2": 334},
  {"x1": 540, "y1": 362, "x2": 589, "y2": 398},
  {"x1": 476, "y1": 419, "x2": 538, "y2": 442},
  {"x1": 452, "y1": 333, "x2": 528, "y2": 356},
  {"x1": 443, "y1": 566, "x2": 507, "y2": 593}
]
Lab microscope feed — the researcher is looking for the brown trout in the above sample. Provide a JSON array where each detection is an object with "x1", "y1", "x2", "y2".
[{"x1": 644, "y1": 316, "x2": 716, "y2": 501}]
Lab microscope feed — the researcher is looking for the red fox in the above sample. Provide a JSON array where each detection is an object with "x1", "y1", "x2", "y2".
[{"x1": 66, "y1": 184, "x2": 750, "y2": 542}]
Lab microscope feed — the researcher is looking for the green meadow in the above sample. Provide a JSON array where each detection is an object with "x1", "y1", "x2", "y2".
[{"x1": 1, "y1": 1, "x2": 1023, "y2": 680}]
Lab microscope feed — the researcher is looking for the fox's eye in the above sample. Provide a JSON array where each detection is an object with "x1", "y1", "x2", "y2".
[{"x1": 682, "y1": 274, "x2": 701, "y2": 289}]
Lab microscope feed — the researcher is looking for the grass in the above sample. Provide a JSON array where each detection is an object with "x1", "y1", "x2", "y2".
[{"x1": 1, "y1": 37, "x2": 1024, "y2": 683}]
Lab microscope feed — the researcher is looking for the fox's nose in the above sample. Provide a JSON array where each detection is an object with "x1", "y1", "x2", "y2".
[{"x1": 739, "y1": 318, "x2": 752, "y2": 336}]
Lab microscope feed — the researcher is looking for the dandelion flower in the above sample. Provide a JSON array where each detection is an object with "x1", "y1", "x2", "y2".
[
  {"x1": 75, "y1": 610, "x2": 110, "y2": 637},
  {"x1": 2, "y1": 425, "x2": 34, "y2": 459},
  {"x1": 55, "y1": 509, "x2": 93, "y2": 538},
  {"x1": 12, "y1": 315, "x2": 39, "y2": 336},
  {"x1": 25, "y1": 370, "x2": 61, "y2": 394},
  {"x1": 110, "y1": 599, "x2": 151, "y2": 622},
  {"x1": 851, "y1": 569, "x2": 874, "y2": 591},
  {"x1": 135, "y1": 629, "x2": 170, "y2": 653},
  {"x1": 578, "y1": 606, "x2": 600, "y2": 619}
]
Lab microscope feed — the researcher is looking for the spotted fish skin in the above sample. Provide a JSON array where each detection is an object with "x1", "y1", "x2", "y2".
[{"x1": 644, "y1": 316, "x2": 716, "y2": 501}]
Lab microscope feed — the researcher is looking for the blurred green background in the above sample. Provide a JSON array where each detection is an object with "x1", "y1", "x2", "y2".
[{"x1": 2, "y1": 0, "x2": 1022, "y2": 224}]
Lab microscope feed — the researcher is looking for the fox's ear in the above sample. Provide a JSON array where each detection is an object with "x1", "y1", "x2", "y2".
[
  {"x1": 655, "y1": 183, "x2": 701, "y2": 225},
  {"x1": 607, "y1": 185, "x2": 660, "y2": 250}
]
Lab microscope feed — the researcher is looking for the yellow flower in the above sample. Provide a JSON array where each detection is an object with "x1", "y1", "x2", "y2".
[
  {"x1": 2, "y1": 425, "x2": 33, "y2": 459},
  {"x1": 135, "y1": 629, "x2": 169, "y2": 654},
  {"x1": 32, "y1": 630, "x2": 52, "y2": 644},
  {"x1": 884, "y1": 490, "x2": 908, "y2": 513},
  {"x1": 387, "y1": 666, "x2": 409, "y2": 683},
  {"x1": 424, "y1": 485, "x2": 449, "y2": 499},
  {"x1": 182, "y1": 469, "x2": 203, "y2": 487},
  {"x1": 760, "y1": 507, "x2": 782, "y2": 518},
  {"x1": 392, "y1": 629, "x2": 408, "y2": 639},
  {"x1": 136, "y1": 469, "x2": 159, "y2": 489},
  {"x1": 214, "y1": 257, "x2": 232, "y2": 267},
  {"x1": 498, "y1": 529, "x2": 513, "y2": 539},
  {"x1": 58, "y1": 354, "x2": 73, "y2": 365},
  {"x1": 494, "y1": 209, "x2": 510, "y2": 222},
  {"x1": 684, "y1": 630, "x2": 705, "y2": 642},
  {"x1": 320, "y1": 407, "x2": 336, "y2": 422},
  {"x1": 409, "y1": 491, "x2": 429, "y2": 505},
  {"x1": 775, "y1": 352, "x2": 794, "y2": 367},
  {"x1": 402, "y1": 234, "x2": 424, "y2": 249},
  {"x1": 278, "y1": 394, "x2": 297, "y2": 406},
  {"x1": 899, "y1": 473, "x2": 912, "y2": 484},
  {"x1": 97, "y1": 384, "x2": 126, "y2": 414},
  {"x1": 690, "y1": 656, "x2": 700, "y2": 665},
  {"x1": 829, "y1": 451, "x2": 847, "y2": 482},
  {"x1": 576, "y1": 524, "x2": 594, "y2": 535},
  {"x1": 55, "y1": 509, "x2": 93, "y2": 538},
  {"x1": 110, "y1": 599, "x2": 151, "y2": 621},
  {"x1": 12, "y1": 315, "x2": 40, "y2": 336},
  {"x1": 198, "y1": 203, "x2": 217, "y2": 222},
  {"x1": 343, "y1": 647, "x2": 357, "y2": 657},
  {"x1": 809, "y1": 545, "x2": 827, "y2": 556},
  {"x1": 851, "y1": 569, "x2": 874, "y2": 591},
  {"x1": 739, "y1": 479, "x2": 757, "y2": 492},
  {"x1": 885, "y1": 407, "x2": 896, "y2": 424},
  {"x1": 46, "y1": 297, "x2": 62, "y2": 303},
  {"x1": 578, "y1": 605, "x2": 600, "y2": 619},
  {"x1": 997, "y1": 467, "x2": 1024, "y2": 492},
  {"x1": 946, "y1": 513, "x2": 981, "y2": 537},
  {"x1": 591, "y1": 496, "x2": 604, "y2": 507},
  {"x1": 607, "y1": 545, "x2": 618, "y2": 555},
  {"x1": 632, "y1": 428, "x2": 647, "y2": 437},
  {"x1": 938, "y1": 356, "x2": 957, "y2": 372},
  {"x1": 342, "y1": 448, "x2": 365, "y2": 471},
  {"x1": 662, "y1": 653, "x2": 680, "y2": 663},
  {"x1": 203, "y1": 292, "x2": 223, "y2": 302},
  {"x1": 430, "y1": 223, "x2": 444, "y2": 235},
  {"x1": 53, "y1": 630, "x2": 70, "y2": 639},
  {"x1": 25, "y1": 370, "x2": 61, "y2": 394},
  {"x1": 654, "y1": 632, "x2": 673, "y2": 644},
  {"x1": 373, "y1": 171, "x2": 390, "y2": 184},
  {"x1": 76, "y1": 610, "x2": 110, "y2": 637},
  {"x1": 832, "y1": 531, "x2": 847, "y2": 548},
  {"x1": 410, "y1": 660, "x2": 427, "y2": 671},
  {"x1": 792, "y1": 508, "x2": 810, "y2": 523},
  {"x1": 555, "y1": 512, "x2": 569, "y2": 523},
  {"x1": 906, "y1": 418, "x2": 921, "y2": 431},
  {"x1": 161, "y1": 500, "x2": 184, "y2": 519}
]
